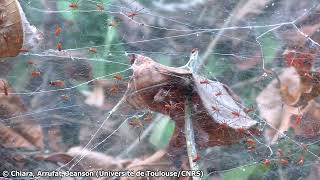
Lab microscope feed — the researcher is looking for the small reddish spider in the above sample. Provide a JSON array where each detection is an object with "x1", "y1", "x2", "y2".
[
  {"x1": 154, "y1": 89, "x2": 171, "y2": 102},
  {"x1": 219, "y1": 122, "x2": 229, "y2": 130},
  {"x1": 211, "y1": 106, "x2": 220, "y2": 113},
  {"x1": 246, "y1": 138, "x2": 256, "y2": 146},
  {"x1": 164, "y1": 101, "x2": 183, "y2": 112},
  {"x1": 114, "y1": 74, "x2": 123, "y2": 81},
  {"x1": 301, "y1": 143, "x2": 308, "y2": 152},
  {"x1": 215, "y1": 91, "x2": 222, "y2": 96},
  {"x1": 247, "y1": 146, "x2": 256, "y2": 152},
  {"x1": 248, "y1": 128, "x2": 262, "y2": 136},
  {"x1": 237, "y1": 127, "x2": 247, "y2": 134},
  {"x1": 57, "y1": 42, "x2": 63, "y2": 51},
  {"x1": 27, "y1": 60, "x2": 36, "y2": 66},
  {"x1": 55, "y1": 25, "x2": 62, "y2": 37},
  {"x1": 231, "y1": 111, "x2": 241, "y2": 118},
  {"x1": 191, "y1": 48, "x2": 198, "y2": 53},
  {"x1": 192, "y1": 154, "x2": 201, "y2": 162},
  {"x1": 1, "y1": 80, "x2": 8, "y2": 96},
  {"x1": 294, "y1": 115, "x2": 303, "y2": 127},
  {"x1": 263, "y1": 159, "x2": 271, "y2": 167},
  {"x1": 107, "y1": 20, "x2": 118, "y2": 28},
  {"x1": 143, "y1": 112, "x2": 153, "y2": 123},
  {"x1": 61, "y1": 95, "x2": 70, "y2": 101},
  {"x1": 200, "y1": 79, "x2": 210, "y2": 85},
  {"x1": 126, "y1": 8, "x2": 144, "y2": 19},
  {"x1": 297, "y1": 156, "x2": 304, "y2": 166},
  {"x1": 15, "y1": 35, "x2": 22, "y2": 44},
  {"x1": 69, "y1": 1, "x2": 79, "y2": 9},
  {"x1": 109, "y1": 85, "x2": 119, "y2": 95},
  {"x1": 88, "y1": 48, "x2": 97, "y2": 54},
  {"x1": 49, "y1": 80, "x2": 65, "y2": 88},
  {"x1": 128, "y1": 118, "x2": 143, "y2": 128},
  {"x1": 128, "y1": 117, "x2": 144, "y2": 142},
  {"x1": 31, "y1": 71, "x2": 41, "y2": 78},
  {"x1": 244, "y1": 106, "x2": 255, "y2": 114},
  {"x1": 303, "y1": 72, "x2": 313, "y2": 80}
]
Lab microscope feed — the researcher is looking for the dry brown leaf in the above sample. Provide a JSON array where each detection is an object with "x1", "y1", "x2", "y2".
[
  {"x1": 257, "y1": 67, "x2": 320, "y2": 142},
  {"x1": 0, "y1": 79, "x2": 44, "y2": 149},
  {"x1": 14, "y1": 121, "x2": 44, "y2": 149},
  {"x1": 44, "y1": 152, "x2": 84, "y2": 171},
  {"x1": 0, "y1": 145, "x2": 64, "y2": 173},
  {"x1": 194, "y1": 74, "x2": 256, "y2": 129},
  {"x1": 126, "y1": 54, "x2": 257, "y2": 151},
  {"x1": 281, "y1": 49, "x2": 320, "y2": 107},
  {"x1": 292, "y1": 101, "x2": 320, "y2": 138},
  {"x1": 292, "y1": 72, "x2": 320, "y2": 107},
  {"x1": 257, "y1": 68, "x2": 300, "y2": 143},
  {"x1": 67, "y1": 146, "x2": 132, "y2": 170},
  {"x1": 0, "y1": 122, "x2": 36, "y2": 149},
  {"x1": 0, "y1": 0, "x2": 24, "y2": 57}
]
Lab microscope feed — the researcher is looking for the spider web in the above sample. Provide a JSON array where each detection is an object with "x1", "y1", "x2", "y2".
[{"x1": 2, "y1": 0, "x2": 320, "y2": 179}]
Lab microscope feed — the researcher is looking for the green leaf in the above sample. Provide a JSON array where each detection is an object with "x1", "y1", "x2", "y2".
[
  {"x1": 206, "y1": 55, "x2": 232, "y2": 77},
  {"x1": 221, "y1": 164, "x2": 268, "y2": 180},
  {"x1": 149, "y1": 117, "x2": 175, "y2": 149},
  {"x1": 259, "y1": 33, "x2": 281, "y2": 66}
]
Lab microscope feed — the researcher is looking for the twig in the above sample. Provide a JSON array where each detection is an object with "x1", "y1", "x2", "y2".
[{"x1": 184, "y1": 95, "x2": 200, "y2": 180}]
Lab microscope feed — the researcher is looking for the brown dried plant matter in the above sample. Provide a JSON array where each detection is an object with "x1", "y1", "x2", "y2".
[
  {"x1": 281, "y1": 49, "x2": 320, "y2": 108},
  {"x1": 0, "y1": 0, "x2": 24, "y2": 58},
  {"x1": 258, "y1": 43, "x2": 320, "y2": 142},
  {"x1": 0, "y1": 145, "x2": 70, "y2": 173},
  {"x1": 0, "y1": 79, "x2": 44, "y2": 149},
  {"x1": 125, "y1": 54, "x2": 257, "y2": 150},
  {"x1": 257, "y1": 67, "x2": 320, "y2": 143}
]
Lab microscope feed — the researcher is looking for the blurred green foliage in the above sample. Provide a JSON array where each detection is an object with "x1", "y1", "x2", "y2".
[
  {"x1": 12, "y1": 1, "x2": 319, "y2": 179},
  {"x1": 149, "y1": 117, "x2": 175, "y2": 149},
  {"x1": 18, "y1": 0, "x2": 176, "y2": 150},
  {"x1": 221, "y1": 163, "x2": 268, "y2": 180},
  {"x1": 259, "y1": 33, "x2": 281, "y2": 67},
  {"x1": 58, "y1": 1, "x2": 175, "y2": 149}
]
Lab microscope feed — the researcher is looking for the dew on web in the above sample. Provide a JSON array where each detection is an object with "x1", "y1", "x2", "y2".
[{"x1": 1, "y1": 0, "x2": 320, "y2": 179}]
